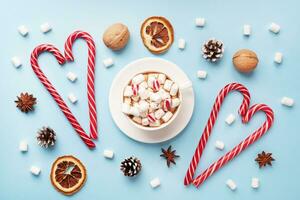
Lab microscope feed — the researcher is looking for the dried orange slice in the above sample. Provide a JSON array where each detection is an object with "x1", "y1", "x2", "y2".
[
  {"x1": 50, "y1": 155, "x2": 87, "y2": 196},
  {"x1": 140, "y1": 16, "x2": 174, "y2": 54}
]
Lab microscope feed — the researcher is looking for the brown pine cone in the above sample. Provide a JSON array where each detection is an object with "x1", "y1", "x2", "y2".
[{"x1": 202, "y1": 39, "x2": 224, "y2": 62}]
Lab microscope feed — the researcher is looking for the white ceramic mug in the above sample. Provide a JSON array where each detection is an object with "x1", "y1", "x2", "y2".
[{"x1": 126, "y1": 74, "x2": 193, "y2": 131}]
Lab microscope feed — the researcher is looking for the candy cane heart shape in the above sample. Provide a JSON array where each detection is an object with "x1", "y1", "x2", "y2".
[
  {"x1": 64, "y1": 30, "x2": 98, "y2": 140},
  {"x1": 184, "y1": 83, "x2": 274, "y2": 188},
  {"x1": 30, "y1": 43, "x2": 96, "y2": 149}
]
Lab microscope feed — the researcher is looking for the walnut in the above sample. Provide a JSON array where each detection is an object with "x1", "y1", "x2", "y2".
[
  {"x1": 233, "y1": 49, "x2": 259, "y2": 73},
  {"x1": 102, "y1": 23, "x2": 130, "y2": 51}
]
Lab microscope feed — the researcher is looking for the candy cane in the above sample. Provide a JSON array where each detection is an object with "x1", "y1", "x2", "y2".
[
  {"x1": 131, "y1": 84, "x2": 139, "y2": 96},
  {"x1": 152, "y1": 79, "x2": 160, "y2": 91},
  {"x1": 184, "y1": 83, "x2": 274, "y2": 187},
  {"x1": 64, "y1": 30, "x2": 98, "y2": 140},
  {"x1": 30, "y1": 44, "x2": 95, "y2": 148}
]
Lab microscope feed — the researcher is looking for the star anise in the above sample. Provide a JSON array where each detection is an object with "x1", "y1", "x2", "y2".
[
  {"x1": 15, "y1": 92, "x2": 37, "y2": 113},
  {"x1": 255, "y1": 151, "x2": 275, "y2": 168},
  {"x1": 160, "y1": 145, "x2": 179, "y2": 167}
]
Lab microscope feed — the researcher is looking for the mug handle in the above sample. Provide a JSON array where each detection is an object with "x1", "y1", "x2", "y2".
[{"x1": 179, "y1": 80, "x2": 193, "y2": 91}]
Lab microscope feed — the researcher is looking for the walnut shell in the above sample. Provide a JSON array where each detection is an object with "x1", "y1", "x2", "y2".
[
  {"x1": 102, "y1": 23, "x2": 130, "y2": 51},
  {"x1": 232, "y1": 49, "x2": 259, "y2": 73}
]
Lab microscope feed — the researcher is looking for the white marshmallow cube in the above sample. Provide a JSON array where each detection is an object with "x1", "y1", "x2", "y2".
[
  {"x1": 68, "y1": 93, "x2": 78, "y2": 104},
  {"x1": 122, "y1": 103, "x2": 131, "y2": 114},
  {"x1": 251, "y1": 177, "x2": 260, "y2": 189},
  {"x1": 155, "y1": 109, "x2": 165, "y2": 120},
  {"x1": 197, "y1": 70, "x2": 207, "y2": 79},
  {"x1": 178, "y1": 38, "x2": 186, "y2": 50},
  {"x1": 162, "y1": 111, "x2": 173, "y2": 122},
  {"x1": 142, "y1": 118, "x2": 150, "y2": 126},
  {"x1": 139, "y1": 100, "x2": 149, "y2": 112},
  {"x1": 67, "y1": 72, "x2": 77, "y2": 82},
  {"x1": 132, "y1": 116, "x2": 142, "y2": 124},
  {"x1": 150, "y1": 120, "x2": 161, "y2": 127},
  {"x1": 163, "y1": 80, "x2": 173, "y2": 91},
  {"x1": 274, "y1": 52, "x2": 283, "y2": 64},
  {"x1": 148, "y1": 76, "x2": 155, "y2": 88},
  {"x1": 30, "y1": 166, "x2": 41, "y2": 176},
  {"x1": 103, "y1": 149, "x2": 114, "y2": 159},
  {"x1": 139, "y1": 89, "x2": 149, "y2": 100},
  {"x1": 150, "y1": 93, "x2": 162, "y2": 103},
  {"x1": 129, "y1": 106, "x2": 140, "y2": 117},
  {"x1": 195, "y1": 18, "x2": 206, "y2": 27},
  {"x1": 18, "y1": 25, "x2": 29, "y2": 36},
  {"x1": 225, "y1": 114, "x2": 235, "y2": 125},
  {"x1": 11, "y1": 56, "x2": 22, "y2": 68},
  {"x1": 226, "y1": 179, "x2": 237, "y2": 191},
  {"x1": 243, "y1": 24, "x2": 251, "y2": 36},
  {"x1": 281, "y1": 97, "x2": 294, "y2": 107},
  {"x1": 215, "y1": 140, "x2": 225, "y2": 150},
  {"x1": 103, "y1": 58, "x2": 114, "y2": 68},
  {"x1": 140, "y1": 81, "x2": 148, "y2": 89},
  {"x1": 40, "y1": 22, "x2": 52, "y2": 33},
  {"x1": 159, "y1": 89, "x2": 170, "y2": 100},
  {"x1": 269, "y1": 22, "x2": 280, "y2": 34},
  {"x1": 132, "y1": 74, "x2": 145, "y2": 85},
  {"x1": 124, "y1": 86, "x2": 133, "y2": 97},
  {"x1": 171, "y1": 98, "x2": 181, "y2": 108},
  {"x1": 158, "y1": 74, "x2": 166, "y2": 84},
  {"x1": 170, "y1": 83, "x2": 179, "y2": 96},
  {"x1": 19, "y1": 140, "x2": 28, "y2": 152},
  {"x1": 150, "y1": 178, "x2": 161, "y2": 188}
]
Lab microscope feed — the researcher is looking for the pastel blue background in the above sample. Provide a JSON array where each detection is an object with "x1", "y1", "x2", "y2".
[{"x1": 0, "y1": 0, "x2": 299, "y2": 199}]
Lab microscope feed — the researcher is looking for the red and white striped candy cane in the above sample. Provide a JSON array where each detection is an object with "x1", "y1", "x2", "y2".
[
  {"x1": 152, "y1": 79, "x2": 160, "y2": 91},
  {"x1": 184, "y1": 83, "x2": 274, "y2": 187},
  {"x1": 30, "y1": 44, "x2": 96, "y2": 148},
  {"x1": 131, "y1": 84, "x2": 139, "y2": 96},
  {"x1": 64, "y1": 30, "x2": 98, "y2": 140}
]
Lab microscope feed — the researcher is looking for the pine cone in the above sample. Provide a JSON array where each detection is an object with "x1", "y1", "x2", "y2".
[
  {"x1": 15, "y1": 92, "x2": 37, "y2": 113},
  {"x1": 202, "y1": 39, "x2": 224, "y2": 62},
  {"x1": 36, "y1": 127, "x2": 56, "y2": 148},
  {"x1": 120, "y1": 157, "x2": 142, "y2": 177}
]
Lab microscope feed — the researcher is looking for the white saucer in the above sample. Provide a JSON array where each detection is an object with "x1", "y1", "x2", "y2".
[{"x1": 109, "y1": 57, "x2": 195, "y2": 143}]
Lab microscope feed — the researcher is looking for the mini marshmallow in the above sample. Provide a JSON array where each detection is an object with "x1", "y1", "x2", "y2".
[
  {"x1": 150, "y1": 120, "x2": 161, "y2": 127},
  {"x1": 225, "y1": 114, "x2": 235, "y2": 125},
  {"x1": 150, "y1": 93, "x2": 162, "y2": 103},
  {"x1": 158, "y1": 89, "x2": 170, "y2": 100},
  {"x1": 132, "y1": 116, "x2": 142, "y2": 124},
  {"x1": 150, "y1": 102, "x2": 160, "y2": 110},
  {"x1": 155, "y1": 109, "x2": 165, "y2": 120},
  {"x1": 163, "y1": 80, "x2": 173, "y2": 91},
  {"x1": 18, "y1": 25, "x2": 29, "y2": 36},
  {"x1": 129, "y1": 106, "x2": 140, "y2": 117},
  {"x1": 122, "y1": 103, "x2": 131, "y2": 114},
  {"x1": 281, "y1": 96, "x2": 294, "y2": 107},
  {"x1": 243, "y1": 24, "x2": 251, "y2": 36},
  {"x1": 19, "y1": 140, "x2": 28, "y2": 152},
  {"x1": 40, "y1": 22, "x2": 52, "y2": 33},
  {"x1": 178, "y1": 38, "x2": 186, "y2": 50},
  {"x1": 139, "y1": 88, "x2": 149, "y2": 100},
  {"x1": 30, "y1": 166, "x2": 41, "y2": 176},
  {"x1": 150, "y1": 178, "x2": 161, "y2": 188},
  {"x1": 142, "y1": 118, "x2": 150, "y2": 126},
  {"x1": 162, "y1": 111, "x2": 173, "y2": 122},
  {"x1": 226, "y1": 179, "x2": 237, "y2": 191},
  {"x1": 132, "y1": 74, "x2": 145, "y2": 85},
  {"x1": 197, "y1": 70, "x2": 207, "y2": 79},
  {"x1": 139, "y1": 100, "x2": 149, "y2": 112},
  {"x1": 124, "y1": 86, "x2": 133, "y2": 97},
  {"x1": 195, "y1": 18, "x2": 206, "y2": 27},
  {"x1": 215, "y1": 140, "x2": 225, "y2": 150},
  {"x1": 269, "y1": 22, "x2": 280, "y2": 34},
  {"x1": 124, "y1": 97, "x2": 131, "y2": 104},
  {"x1": 68, "y1": 93, "x2": 78, "y2": 104},
  {"x1": 251, "y1": 177, "x2": 260, "y2": 189},
  {"x1": 11, "y1": 56, "x2": 22, "y2": 68},
  {"x1": 171, "y1": 98, "x2": 181, "y2": 108},
  {"x1": 131, "y1": 95, "x2": 140, "y2": 102},
  {"x1": 140, "y1": 81, "x2": 148, "y2": 89},
  {"x1": 67, "y1": 72, "x2": 77, "y2": 82},
  {"x1": 103, "y1": 150, "x2": 114, "y2": 159},
  {"x1": 170, "y1": 83, "x2": 179, "y2": 96},
  {"x1": 103, "y1": 58, "x2": 114, "y2": 68},
  {"x1": 274, "y1": 52, "x2": 283, "y2": 64},
  {"x1": 158, "y1": 74, "x2": 166, "y2": 84},
  {"x1": 148, "y1": 77, "x2": 156, "y2": 89}
]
